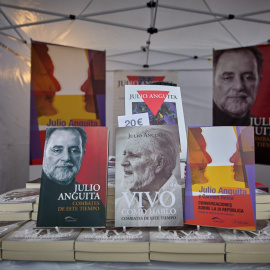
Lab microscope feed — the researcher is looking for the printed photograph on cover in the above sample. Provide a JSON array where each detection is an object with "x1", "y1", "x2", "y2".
[
  {"x1": 184, "y1": 126, "x2": 256, "y2": 230},
  {"x1": 30, "y1": 41, "x2": 106, "y2": 166},
  {"x1": 213, "y1": 44, "x2": 270, "y2": 165},
  {"x1": 125, "y1": 85, "x2": 187, "y2": 161},
  {"x1": 37, "y1": 126, "x2": 108, "y2": 228},
  {"x1": 115, "y1": 125, "x2": 183, "y2": 227}
]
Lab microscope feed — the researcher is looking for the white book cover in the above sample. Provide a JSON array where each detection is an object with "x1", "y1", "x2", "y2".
[{"x1": 125, "y1": 85, "x2": 187, "y2": 162}]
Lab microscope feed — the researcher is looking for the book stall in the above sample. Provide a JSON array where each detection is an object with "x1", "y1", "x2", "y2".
[{"x1": 0, "y1": 84, "x2": 270, "y2": 270}]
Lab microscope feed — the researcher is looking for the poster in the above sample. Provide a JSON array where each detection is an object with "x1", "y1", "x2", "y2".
[
  {"x1": 213, "y1": 44, "x2": 270, "y2": 165},
  {"x1": 112, "y1": 70, "x2": 177, "y2": 155},
  {"x1": 30, "y1": 41, "x2": 105, "y2": 165}
]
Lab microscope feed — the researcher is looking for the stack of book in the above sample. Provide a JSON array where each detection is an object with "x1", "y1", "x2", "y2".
[
  {"x1": 0, "y1": 220, "x2": 27, "y2": 260},
  {"x1": 25, "y1": 178, "x2": 41, "y2": 189},
  {"x1": 107, "y1": 156, "x2": 115, "y2": 221},
  {"x1": 31, "y1": 196, "x2": 39, "y2": 221},
  {"x1": 0, "y1": 188, "x2": 39, "y2": 221},
  {"x1": 256, "y1": 189, "x2": 270, "y2": 220},
  {"x1": 218, "y1": 220, "x2": 270, "y2": 263},
  {"x1": 150, "y1": 225, "x2": 225, "y2": 263},
  {"x1": 2, "y1": 221, "x2": 81, "y2": 261},
  {"x1": 75, "y1": 223, "x2": 150, "y2": 262}
]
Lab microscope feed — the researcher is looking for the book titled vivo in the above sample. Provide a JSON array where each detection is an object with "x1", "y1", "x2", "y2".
[
  {"x1": 125, "y1": 85, "x2": 187, "y2": 161},
  {"x1": 37, "y1": 127, "x2": 108, "y2": 227},
  {"x1": 115, "y1": 125, "x2": 183, "y2": 227},
  {"x1": 150, "y1": 225, "x2": 225, "y2": 263},
  {"x1": 184, "y1": 126, "x2": 256, "y2": 230},
  {"x1": 218, "y1": 220, "x2": 270, "y2": 263}
]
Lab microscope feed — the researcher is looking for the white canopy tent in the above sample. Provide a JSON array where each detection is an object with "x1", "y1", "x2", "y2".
[{"x1": 1, "y1": 0, "x2": 270, "y2": 194}]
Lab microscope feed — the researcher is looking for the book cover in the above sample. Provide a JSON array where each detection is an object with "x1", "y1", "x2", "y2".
[
  {"x1": 2, "y1": 221, "x2": 81, "y2": 251},
  {"x1": 184, "y1": 126, "x2": 256, "y2": 230},
  {"x1": 37, "y1": 126, "x2": 108, "y2": 227},
  {"x1": 75, "y1": 227, "x2": 149, "y2": 253},
  {"x1": 115, "y1": 125, "x2": 183, "y2": 227},
  {"x1": 218, "y1": 220, "x2": 270, "y2": 251},
  {"x1": 0, "y1": 221, "x2": 27, "y2": 244},
  {"x1": 0, "y1": 188, "x2": 40, "y2": 211},
  {"x1": 150, "y1": 225, "x2": 225, "y2": 254},
  {"x1": 125, "y1": 85, "x2": 187, "y2": 161}
]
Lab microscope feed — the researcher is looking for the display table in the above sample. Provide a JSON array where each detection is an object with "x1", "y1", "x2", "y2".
[{"x1": 0, "y1": 261, "x2": 269, "y2": 270}]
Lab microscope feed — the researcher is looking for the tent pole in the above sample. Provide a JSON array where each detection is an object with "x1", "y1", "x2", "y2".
[
  {"x1": 158, "y1": 4, "x2": 228, "y2": 18},
  {"x1": 159, "y1": 17, "x2": 227, "y2": 31},
  {"x1": 0, "y1": 18, "x2": 68, "y2": 31},
  {"x1": 78, "y1": 17, "x2": 146, "y2": 31},
  {"x1": 0, "y1": 8, "x2": 28, "y2": 44},
  {"x1": 0, "y1": 3, "x2": 67, "y2": 18},
  {"x1": 107, "y1": 50, "x2": 142, "y2": 58},
  {"x1": 80, "y1": 5, "x2": 146, "y2": 17},
  {"x1": 235, "y1": 17, "x2": 270, "y2": 25}
]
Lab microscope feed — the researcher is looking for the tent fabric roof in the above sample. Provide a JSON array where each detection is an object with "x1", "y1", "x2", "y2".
[{"x1": 1, "y1": 0, "x2": 270, "y2": 70}]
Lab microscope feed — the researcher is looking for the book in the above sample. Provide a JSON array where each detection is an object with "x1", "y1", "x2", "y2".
[
  {"x1": 2, "y1": 250, "x2": 75, "y2": 261},
  {"x1": 150, "y1": 252, "x2": 225, "y2": 263},
  {"x1": 256, "y1": 211, "x2": 270, "y2": 220},
  {"x1": 218, "y1": 220, "x2": 270, "y2": 263},
  {"x1": 0, "y1": 211, "x2": 31, "y2": 221},
  {"x1": 125, "y1": 85, "x2": 187, "y2": 162},
  {"x1": 184, "y1": 126, "x2": 256, "y2": 230},
  {"x1": 218, "y1": 220, "x2": 270, "y2": 253},
  {"x1": 2, "y1": 221, "x2": 81, "y2": 251},
  {"x1": 75, "y1": 227, "x2": 149, "y2": 253},
  {"x1": 255, "y1": 181, "x2": 268, "y2": 192},
  {"x1": 256, "y1": 203, "x2": 270, "y2": 212},
  {"x1": 0, "y1": 188, "x2": 40, "y2": 211},
  {"x1": 26, "y1": 178, "x2": 41, "y2": 189},
  {"x1": 31, "y1": 211, "x2": 38, "y2": 221},
  {"x1": 115, "y1": 125, "x2": 183, "y2": 227},
  {"x1": 225, "y1": 253, "x2": 270, "y2": 264},
  {"x1": 37, "y1": 126, "x2": 108, "y2": 228},
  {"x1": 256, "y1": 188, "x2": 270, "y2": 203},
  {"x1": 150, "y1": 225, "x2": 225, "y2": 254},
  {"x1": 0, "y1": 221, "x2": 27, "y2": 244},
  {"x1": 108, "y1": 156, "x2": 116, "y2": 196},
  {"x1": 75, "y1": 251, "x2": 149, "y2": 262}
]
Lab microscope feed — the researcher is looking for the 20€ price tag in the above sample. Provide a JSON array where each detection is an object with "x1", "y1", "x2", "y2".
[{"x1": 118, "y1": 113, "x2": 150, "y2": 127}]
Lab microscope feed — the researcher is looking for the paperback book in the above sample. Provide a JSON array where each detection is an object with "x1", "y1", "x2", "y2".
[
  {"x1": 0, "y1": 221, "x2": 26, "y2": 244},
  {"x1": 115, "y1": 125, "x2": 183, "y2": 227},
  {"x1": 0, "y1": 188, "x2": 40, "y2": 211},
  {"x1": 218, "y1": 220, "x2": 270, "y2": 263},
  {"x1": 184, "y1": 126, "x2": 256, "y2": 230},
  {"x1": 2, "y1": 221, "x2": 81, "y2": 261},
  {"x1": 26, "y1": 178, "x2": 41, "y2": 189},
  {"x1": 0, "y1": 211, "x2": 31, "y2": 221},
  {"x1": 150, "y1": 225, "x2": 225, "y2": 254},
  {"x1": 37, "y1": 126, "x2": 108, "y2": 228},
  {"x1": 2, "y1": 221, "x2": 81, "y2": 251},
  {"x1": 75, "y1": 226, "x2": 149, "y2": 253},
  {"x1": 125, "y1": 85, "x2": 187, "y2": 161}
]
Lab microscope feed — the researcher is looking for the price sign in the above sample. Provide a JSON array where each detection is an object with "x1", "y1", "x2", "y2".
[{"x1": 118, "y1": 113, "x2": 150, "y2": 127}]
